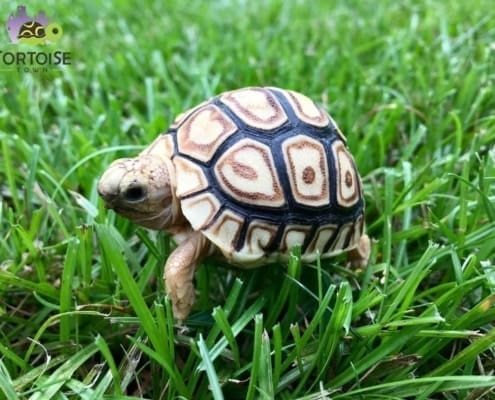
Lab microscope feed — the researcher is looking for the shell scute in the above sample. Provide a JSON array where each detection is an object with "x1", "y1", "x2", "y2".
[
  {"x1": 176, "y1": 104, "x2": 237, "y2": 162},
  {"x1": 220, "y1": 87, "x2": 288, "y2": 131},
  {"x1": 174, "y1": 156, "x2": 209, "y2": 198},
  {"x1": 304, "y1": 223, "x2": 338, "y2": 256},
  {"x1": 203, "y1": 209, "x2": 244, "y2": 255},
  {"x1": 281, "y1": 225, "x2": 311, "y2": 253},
  {"x1": 274, "y1": 88, "x2": 330, "y2": 128},
  {"x1": 332, "y1": 141, "x2": 361, "y2": 208},
  {"x1": 214, "y1": 138, "x2": 285, "y2": 207},
  {"x1": 328, "y1": 222, "x2": 354, "y2": 253},
  {"x1": 282, "y1": 134, "x2": 330, "y2": 207},
  {"x1": 243, "y1": 220, "x2": 278, "y2": 255},
  {"x1": 181, "y1": 193, "x2": 221, "y2": 230}
]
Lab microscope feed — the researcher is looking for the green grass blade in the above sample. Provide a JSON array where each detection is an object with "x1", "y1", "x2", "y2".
[
  {"x1": 95, "y1": 224, "x2": 165, "y2": 354},
  {"x1": 258, "y1": 330, "x2": 275, "y2": 399},
  {"x1": 427, "y1": 328, "x2": 495, "y2": 378},
  {"x1": 59, "y1": 238, "x2": 78, "y2": 344},
  {"x1": 28, "y1": 344, "x2": 99, "y2": 400},
  {"x1": 206, "y1": 278, "x2": 244, "y2": 347},
  {"x1": 0, "y1": 359, "x2": 19, "y2": 400},
  {"x1": 198, "y1": 294, "x2": 265, "y2": 371},
  {"x1": 212, "y1": 307, "x2": 241, "y2": 368},
  {"x1": 94, "y1": 335, "x2": 122, "y2": 396},
  {"x1": 197, "y1": 334, "x2": 225, "y2": 400},
  {"x1": 271, "y1": 324, "x2": 283, "y2": 392},
  {"x1": 246, "y1": 314, "x2": 264, "y2": 400}
]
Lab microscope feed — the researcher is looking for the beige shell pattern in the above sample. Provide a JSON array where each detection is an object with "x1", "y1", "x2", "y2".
[{"x1": 171, "y1": 87, "x2": 364, "y2": 266}]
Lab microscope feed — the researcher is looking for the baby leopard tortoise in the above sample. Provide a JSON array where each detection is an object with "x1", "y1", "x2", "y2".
[{"x1": 98, "y1": 86, "x2": 370, "y2": 321}]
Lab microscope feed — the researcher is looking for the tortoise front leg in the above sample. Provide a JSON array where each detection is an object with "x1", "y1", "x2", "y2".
[{"x1": 164, "y1": 231, "x2": 209, "y2": 321}]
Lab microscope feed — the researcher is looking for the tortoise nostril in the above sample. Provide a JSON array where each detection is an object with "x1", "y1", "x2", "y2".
[{"x1": 123, "y1": 186, "x2": 146, "y2": 202}]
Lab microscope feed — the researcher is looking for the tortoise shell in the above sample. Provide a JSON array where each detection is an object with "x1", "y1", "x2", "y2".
[
  {"x1": 155, "y1": 87, "x2": 365, "y2": 266},
  {"x1": 18, "y1": 21, "x2": 46, "y2": 39}
]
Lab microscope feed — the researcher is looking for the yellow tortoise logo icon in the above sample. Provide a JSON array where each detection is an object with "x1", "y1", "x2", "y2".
[{"x1": 6, "y1": 5, "x2": 62, "y2": 45}]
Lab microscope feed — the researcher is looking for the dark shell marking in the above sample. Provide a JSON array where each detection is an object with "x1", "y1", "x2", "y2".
[
  {"x1": 18, "y1": 21, "x2": 46, "y2": 38},
  {"x1": 170, "y1": 87, "x2": 364, "y2": 263}
]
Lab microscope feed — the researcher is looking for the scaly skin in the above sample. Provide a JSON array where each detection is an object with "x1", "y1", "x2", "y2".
[{"x1": 164, "y1": 231, "x2": 211, "y2": 321}]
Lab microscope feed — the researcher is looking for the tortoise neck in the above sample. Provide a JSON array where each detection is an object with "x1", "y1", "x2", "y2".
[{"x1": 139, "y1": 134, "x2": 181, "y2": 228}]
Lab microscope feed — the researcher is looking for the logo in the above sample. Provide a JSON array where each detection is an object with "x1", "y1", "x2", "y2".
[
  {"x1": 2, "y1": 5, "x2": 71, "y2": 73},
  {"x1": 7, "y1": 6, "x2": 62, "y2": 45}
]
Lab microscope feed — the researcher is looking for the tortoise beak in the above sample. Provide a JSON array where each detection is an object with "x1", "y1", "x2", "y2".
[
  {"x1": 97, "y1": 176, "x2": 120, "y2": 207},
  {"x1": 97, "y1": 160, "x2": 129, "y2": 206},
  {"x1": 97, "y1": 188, "x2": 117, "y2": 208}
]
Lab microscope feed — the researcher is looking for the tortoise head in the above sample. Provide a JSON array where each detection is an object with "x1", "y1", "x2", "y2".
[{"x1": 98, "y1": 153, "x2": 178, "y2": 230}]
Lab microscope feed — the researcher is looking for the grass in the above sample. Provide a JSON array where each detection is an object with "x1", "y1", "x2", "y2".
[{"x1": 1, "y1": 0, "x2": 495, "y2": 398}]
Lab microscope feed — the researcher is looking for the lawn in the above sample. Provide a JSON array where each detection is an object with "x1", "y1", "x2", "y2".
[{"x1": 1, "y1": 0, "x2": 495, "y2": 398}]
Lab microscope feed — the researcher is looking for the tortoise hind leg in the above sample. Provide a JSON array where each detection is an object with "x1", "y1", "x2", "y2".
[
  {"x1": 348, "y1": 234, "x2": 370, "y2": 268},
  {"x1": 164, "y1": 231, "x2": 210, "y2": 321}
]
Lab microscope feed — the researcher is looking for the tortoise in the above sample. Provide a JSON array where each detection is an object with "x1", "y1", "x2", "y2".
[
  {"x1": 17, "y1": 21, "x2": 62, "y2": 45},
  {"x1": 98, "y1": 87, "x2": 370, "y2": 321}
]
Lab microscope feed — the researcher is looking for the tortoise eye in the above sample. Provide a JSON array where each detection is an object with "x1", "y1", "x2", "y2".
[{"x1": 123, "y1": 186, "x2": 146, "y2": 202}]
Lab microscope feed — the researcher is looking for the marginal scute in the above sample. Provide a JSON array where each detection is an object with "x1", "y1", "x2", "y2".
[
  {"x1": 282, "y1": 135, "x2": 330, "y2": 207},
  {"x1": 214, "y1": 138, "x2": 285, "y2": 207},
  {"x1": 350, "y1": 215, "x2": 364, "y2": 248},
  {"x1": 304, "y1": 223, "x2": 338, "y2": 255},
  {"x1": 332, "y1": 141, "x2": 360, "y2": 208},
  {"x1": 177, "y1": 104, "x2": 237, "y2": 162},
  {"x1": 204, "y1": 209, "x2": 244, "y2": 254},
  {"x1": 220, "y1": 87, "x2": 288, "y2": 130},
  {"x1": 329, "y1": 223, "x2": 353, "y2": 253},
  {"x1": 174, "y1": 156, "x2": 209, "y2": 198},
  {"x1": 180, "y1": 192, "x2": 221, "y2": 230},
  {"x1": 281, "y1": 89, "x2": 330, "y2": 128},
  {"x1": 281, "y1": 225, "x2": 310, "y2": 252},
  {"x1": 244, "y1": 220, "x2": 278, "y2": 255}
]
